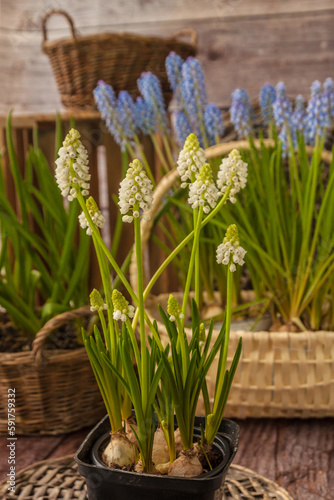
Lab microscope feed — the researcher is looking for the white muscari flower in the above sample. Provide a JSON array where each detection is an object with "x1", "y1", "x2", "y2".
[
  {"x1": 167, "y1": 294, "x2": 184, "y2": 322},
  {"x1": 118, "y1": 159, "x2": 154, "y2": 223},
  {"x1": 216, "y1": 224, "x2": 246, "y2": 272},
  {"x1": 90, "y1": 289, "x2": 108, "y2": 312},
  {"x1": 188, "y1": 163, "x2": 220, "y2": 214},
  {"x1": 177, "y1": 133, "x2": 207, "y2": 188},
  {"x1": 217, "y1": 149, "x2": 248, "y2": 203},
  {"x1": 112, "y1": 290, "x2": 135, "y2": 322},
  {"x1": 78, "y1": 197, "x2": 106, "y2": 235},
  {"x1": 55, "y1": 129, "x2": 90, "y2": 201}
]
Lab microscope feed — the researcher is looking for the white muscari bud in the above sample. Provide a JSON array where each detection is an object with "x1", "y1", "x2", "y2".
[
  {"x1": 118, "y1": 159, "x2": 154, "y2": 223},
  {"x1": 55, "y1": 129, "x2": 90, "y2": 201},
  {"x1": 78, "y1": 197, "x2": 106, "y2": 235},
  {"x1": 188, "y1": 163, "x2": 219, "y2": 214},
  {"x1": 177, "y1": 133, "x2": 207, "y2": 187},
  {"x1": 216, "y1": 224, "x2": 246, "y2": 272},
  {"x1": 217, "y1": 149, "x2": 248, "y2": 203},
  {"x1": 90, "y1": 289, "x2": 108, "y2": 312},
  {"x1": 167, "y1": 294, "x2": 184, "y2": 322},
  {"x1": 112, "y1": 290, "x2": 135, "y2": 322}
]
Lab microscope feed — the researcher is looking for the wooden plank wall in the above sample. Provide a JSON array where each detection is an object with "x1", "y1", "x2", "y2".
[{"x1": 0, "y1": 1, "x2": 334, "y2": 115}]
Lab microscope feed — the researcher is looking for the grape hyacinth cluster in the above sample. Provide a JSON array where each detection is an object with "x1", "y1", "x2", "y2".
[
  {"x1": 118, "y1": 159, "x2": 154, "y2": 223},
  {"x1": 323, "y1": 78, "x2": 334, "y2": 120},
  {"x1": 204, "y1": 103, "x2": 225, "y2": 145},
  {"x1": 137, "y1": 72, "x2": 170, "y2": 134},
  {"x1": 112, "y1": 290, "x2": 135, "y2": 322},
  {"x1": 174, "y1": 111, "x2": 193, "y2": 147},
  {"x1": 217, "y1": 149, "x2": 248, "y2": 204},
  {"x1": 55, "y1": 129, "x2": 90, "y2": 201},
  {"x1": 165, "y1": 52, "x2": 184, "y2": 94},
  {"x1": 259, "y1": 83, "x2": 276, "y2": 124},
  {"x1": 304, "y1": 80, "x2": 330, "y2": 146},
  {"x1": 230, "y1": 89, "x2": 254, "y2": 138},
  {"x1": 167, "y1": 294, "x2": 184, "y2": 322},
  {"x1": 90, "y1": 289, "x2": 108, "y2": 313},
  {"x1": 188, "y1": 163, "x2": 220, "y2": 214},
  {"x1": 291, "y1": 95, "x2": 306, "y2": 133},
  {"x1": 216, "y1": 224, "x2": 246, "y2": 273},
  {"x1": 176, "y1": 133, "x2": 206, "y2": 187},
  {"x1": 135, "y1": 97, "x2": 155, "y2": 136},
  {"x1": 78, "y1": 197, "x2": 106, "y2": 236}
]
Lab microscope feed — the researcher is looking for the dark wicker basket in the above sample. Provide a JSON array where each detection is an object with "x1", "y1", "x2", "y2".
[
  {"x1": 0, "y1": 307, "x2": 105, "y2": 435},
  {"x1": 41, "y1": 10, "x2": 197, "y2": 109}
]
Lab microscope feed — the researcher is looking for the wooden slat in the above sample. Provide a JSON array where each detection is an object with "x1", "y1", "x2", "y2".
[
  {"x1": 1, "y1": 0, "x2": 334, "y2": 32},
  {"x1": 1, "y1": 10, "x2": 334, "y2": 114}
]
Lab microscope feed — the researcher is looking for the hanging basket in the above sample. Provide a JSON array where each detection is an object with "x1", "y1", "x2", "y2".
[
  {"x1": 41, "y1": 9, "x2": 197, "y2": 109},
  {"x1": 129, "y1": 140, "x2": 334, "y2": 418},
  {"x1": 0, "y1": 307, "x2": 105, "y2": 435}
]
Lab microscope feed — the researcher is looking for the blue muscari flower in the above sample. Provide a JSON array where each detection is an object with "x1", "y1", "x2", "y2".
[
  {"x1": 322, "y1": 77, "x2": 334, "y2": 120},
  {"x1": 259, "y1": 83, "x2": 276, "y2": 124},
  {"x1": 117, "y1": 91, "x2": 137, "y2": 147},
  {"x1": 135, "y1": 97, "x2": 155, "y2": 136},
  {"x1": 174, "y1": 111, "x2": 193, "y2": 147},
  {"x1": 204, "y1": 103, "x2": 224, "y2": 146},
  {"x1": 273, "y1": 82, "x2": 292, "y2": 127},
  {"x1": 230, "y1": 88, "x2": 253, "y2": 137},
  {"x1": 304, "y1": 80, "x2": 329, "y2": 146},
  {"x1": 166, "y1": 52, "x2": 184, "y2": 93},
  {"x1": 291, "y1": 95, "x2": 306, "y2": 134},
  {"x1": 93, "y1": 81, "x2": 123, "y2": 148},
  {"x1": 137, "y1": 72, "x2": 170, "y2": 134},
  {"x1": 180, "y1": 57, "x2": 207, "y2": 143}
]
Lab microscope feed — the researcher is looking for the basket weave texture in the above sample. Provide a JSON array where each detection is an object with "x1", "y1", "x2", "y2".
[
  {"x1": 0, "y1": 307, "x2": 105, "y2": 435},
  {"x1": 0, "y1": 455, "x2": 293, "y2": 499},
  {"x1": 130, "y1": 141, "x2": 334, "y2": 418},
  {"x1": 41, "y1": 10, "x2": 197, "y2": 109}
]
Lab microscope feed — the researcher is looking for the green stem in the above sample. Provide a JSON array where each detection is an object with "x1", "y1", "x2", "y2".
[
  {"x1": 181, "y1": 207, "x2": 203, "y2": 324},
  {"x1": 212, "y1": 266, "x2": 232, "y2": 414},
  {"x1": 134, "y1": 211, "x2": 148, "y2": 410},
  {"x1": 131, "y1": 187, "x2": 232, "y2": 331},
  {"x1": 131, "y1": 136, "x2": 155, "y2": 186},
  {"x1": 150, "y1": 134, "x2": 170, "y2": 172},
  {"x1": 162, "y1": 135, "x2": 175, "y2": 170},
  {"x1": 76, "y1": 190, "x2": 138, "y2": 307}
]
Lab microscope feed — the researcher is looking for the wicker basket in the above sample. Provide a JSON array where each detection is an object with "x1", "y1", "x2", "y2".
[
  {"x1": 0, "y1": 307, "x2": 105, "y2": 435},
  {"x1": 41, "y1": 10, "x2": 197, "y2": 109},
  {"x1": 130, "y1": 140, "x2": 334, "y2": 418}
]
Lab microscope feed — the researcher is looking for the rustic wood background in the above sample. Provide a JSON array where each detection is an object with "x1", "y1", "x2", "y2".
[{"x1": 0, "y1": 0, "x2": 334, "y2": 114}]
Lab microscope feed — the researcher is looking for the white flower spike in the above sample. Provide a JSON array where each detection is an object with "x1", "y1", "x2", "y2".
[
  {"x1": 118, "y1": 159, "x2": 154, "y2": 223},
  {"x1": 188, "y1": 163, "x2": 220, "y2": 214},
  {"x1": 167, "y1": 294, "x2": 184, "y2": 322},
  {"x1": 177, "y1": 133, "x2": 207, "y2": 188},
  {"x1": 90, "y1": 289, "x2": 108, "y2": 312},
  {"x1": 217, "y1": 149, "x2": 248, "y2": 204},
  {"x1": 55, "y1": 129, "x2": 90, "y2": 201},
  {"x1": 78, "y1": 197, "x2": 106, "y2": 236},
  {"x1": 112, "y1": 290, "x2": 135, "y2": 322},
  {"x1": 216, "y1": 224, "x2": 246, "y2": 272}
]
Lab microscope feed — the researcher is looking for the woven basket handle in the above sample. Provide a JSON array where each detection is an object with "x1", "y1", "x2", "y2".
[
  {"x1": 171, "y1": 29, "x2": 198, "y2": 49},
  {"x1": 32, "y1": 306, "x2": 92, "y2": 367},
  {"x1": 42, "y1": 9, "x2": 77, "y2": 43}
]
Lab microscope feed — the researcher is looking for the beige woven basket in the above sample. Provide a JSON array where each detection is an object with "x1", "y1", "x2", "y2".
[
  {"x1": 130, "y1": 140, "x2": 334, "y2": 418},
  {"x1": 0, "y1": 307, "x2": 105, "y2": 435},
  {"x1": 41, "y1": 10, "x2": 197, "y2": 109}
]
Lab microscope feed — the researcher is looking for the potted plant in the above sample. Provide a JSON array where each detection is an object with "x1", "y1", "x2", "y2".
[
  {"x1": 138, "y1": 79, "x2": 334, "y2": 419},
  {"x1": 53, "y1": 128, "x2": 246, "y2": 498},
  {"x1": 0, "y1": 114, "x2": 105, "y2": 434}
]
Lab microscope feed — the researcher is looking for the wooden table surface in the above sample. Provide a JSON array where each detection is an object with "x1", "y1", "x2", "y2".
[{"x1": 0, "y1": 418, "x2": 333, "y2": 499}]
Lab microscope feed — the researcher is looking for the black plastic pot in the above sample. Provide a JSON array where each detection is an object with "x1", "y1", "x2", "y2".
[{"x1": 75, "y1": 414, "x2": 239, "y2": 500}]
